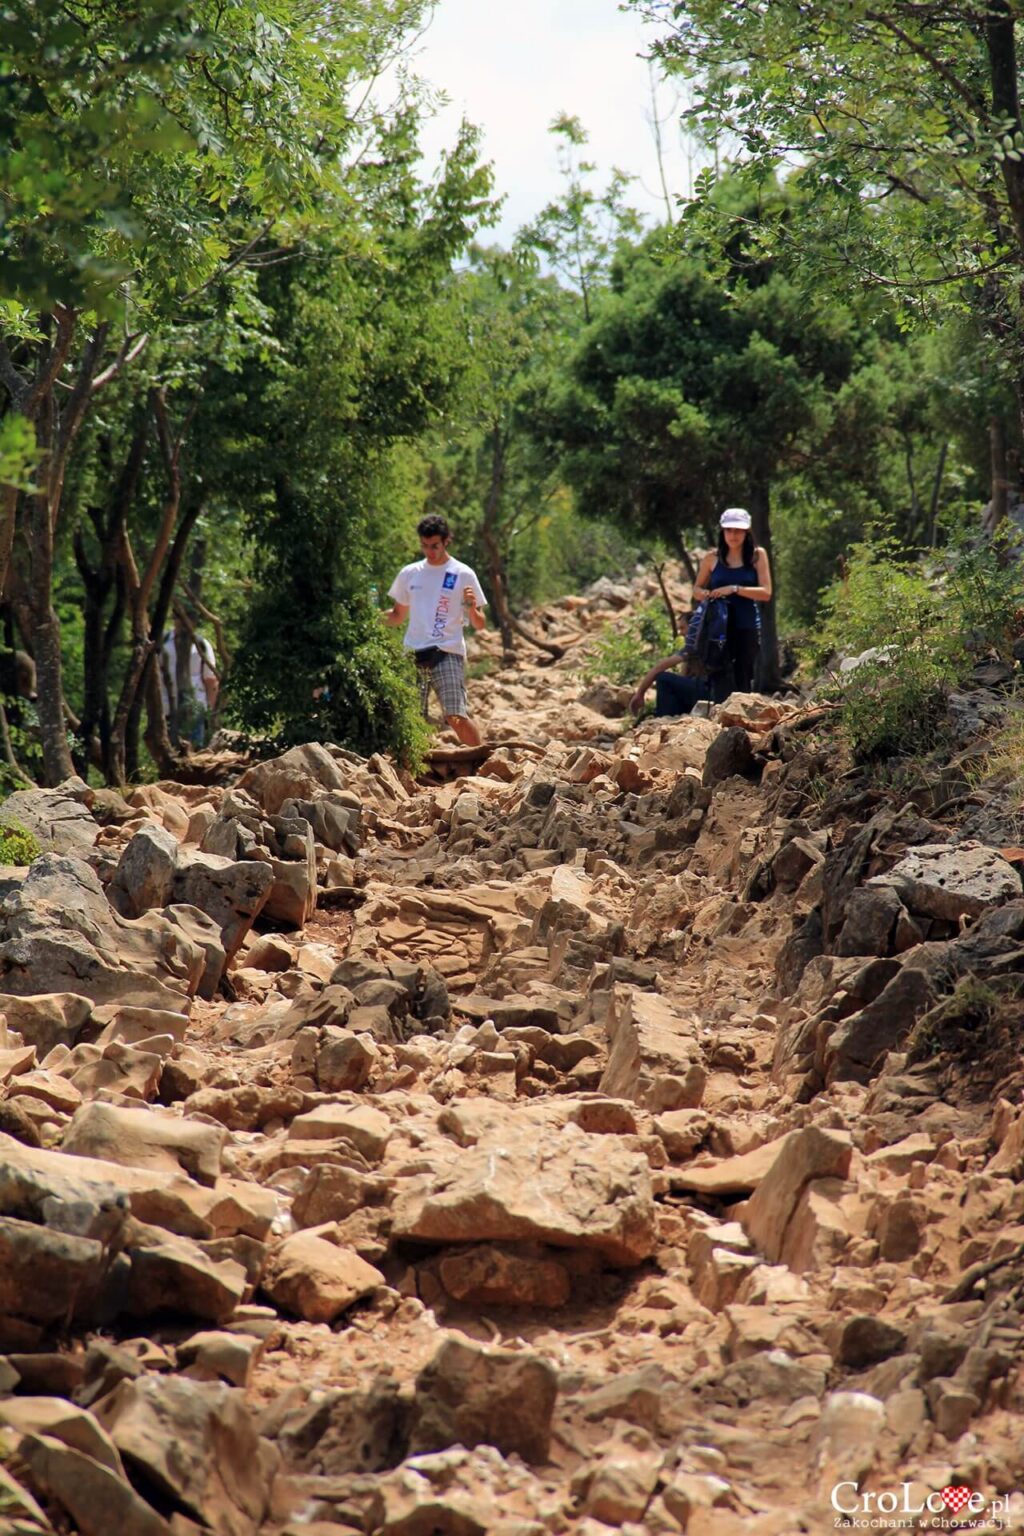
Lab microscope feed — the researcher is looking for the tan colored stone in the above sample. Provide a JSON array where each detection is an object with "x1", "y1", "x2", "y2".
[
  {"x1": 391, "y1": 1124, "x2": 656, "y2": 1267},
  {"x1": 262, "y1": 1233, "x2": 382, "y2": 1323},
  {"x1": 62, "y1": 1100, "x2": 226, "y2": 1185},
  {"x1": 742, "y1": 1128, "x2": 853, "y2": 1263},
  {"x1": 95, "y1": 1375, "x2": 269, "y2": 1536},
  {"x1": 287, "y1": 1102, "x2": 391, "y2": 1161},
  {"x1": 599, "y1": 987, "x2": 703, "y2": 1109},
  {"x1": 20, "y1": 1433, "x2": 170, "y2": 1536}
]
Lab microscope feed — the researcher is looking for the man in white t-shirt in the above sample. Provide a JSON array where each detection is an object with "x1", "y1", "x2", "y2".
[
  {"x1": 160, "y1": 622, "x2": 219, "y2": 746},
  {"x1": 383, "y1": 515, "x2": 487, "y2": 746}
]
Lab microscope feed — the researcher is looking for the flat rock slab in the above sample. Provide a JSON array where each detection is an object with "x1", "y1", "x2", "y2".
[
  {"x1": 667, "y1": 1136, "x2": 788, "y2": 1197},
  {"x1": 391, "y1": 1124, "x2": 655, "y2": 1267},
  {"x1": 0, "y1": 783, "x2": 99, "y2": 856},
  {"x1": 62, "y1": 1100, "x2": 226, "y2": 1186},
  {"x1": 261, "y1": 1233, "x2": 382, "y2": 1323},
  {"x1": 869, "y1": 840, "x2": 1021, "y2": 922},
  {"x1": 94, "y1": 1375, "x2": 268, "y2": 1536}
]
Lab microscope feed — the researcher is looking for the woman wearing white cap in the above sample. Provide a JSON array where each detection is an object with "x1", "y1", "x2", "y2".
[{"x1": 691, "y1": 508, "x2": 773, "y2": 701}]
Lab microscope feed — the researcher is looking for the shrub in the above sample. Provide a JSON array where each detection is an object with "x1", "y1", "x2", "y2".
[
  {"x1": 0, "y1": 818, "x2": 40, "y2": 866},
  {"x1": 812, "y1": 534, "x2": 1024, "y2": 761},
  {"x1": 580, "y1": 600, "x2": 675, "y2": 687}
]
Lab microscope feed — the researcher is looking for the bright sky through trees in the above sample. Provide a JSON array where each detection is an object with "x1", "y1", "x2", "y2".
[{"x1": 411, "y1": 0, "x2": 696, "y2": 241}]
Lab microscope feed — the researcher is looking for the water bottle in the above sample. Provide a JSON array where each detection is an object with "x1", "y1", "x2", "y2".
[{"x1": 369, "y1": 583, "x2": 379, "y2": 607}]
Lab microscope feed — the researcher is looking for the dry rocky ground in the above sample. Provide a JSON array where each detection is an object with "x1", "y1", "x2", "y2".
[{"x1": 2, "y1": 566, "x2": 1024, "y2": 1536}]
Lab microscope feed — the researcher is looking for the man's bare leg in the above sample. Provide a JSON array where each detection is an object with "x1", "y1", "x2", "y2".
[{"x1": 445, "y1": 713, "x2": 483, "y2": 747}]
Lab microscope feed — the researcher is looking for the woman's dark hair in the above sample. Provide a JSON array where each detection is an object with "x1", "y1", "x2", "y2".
[
  {"x1": 417, "y1": 514, "x2": 451, "y2": 541},
  {"x1": 718, "y1": 529, "x2": 756, "y2": 564}
]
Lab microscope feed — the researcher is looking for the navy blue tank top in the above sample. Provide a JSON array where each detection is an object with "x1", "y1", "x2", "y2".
[{"x1": 709, "y1": 556, "x2": 761, "y2": 631}]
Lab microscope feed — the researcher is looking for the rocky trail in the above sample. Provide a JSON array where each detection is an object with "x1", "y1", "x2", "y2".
[{"x1": 3, "y1": 565, "x2": 1024, "y2": 1536}]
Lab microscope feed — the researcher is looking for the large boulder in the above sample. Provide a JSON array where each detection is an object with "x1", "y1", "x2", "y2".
[
  {"x1": 0, "y1": 780, "x2": 99, "y2": 857},
  {"x1": 0, "y1": 855, "x2": 202, "y2": 1010},
  {"x1": 170, "y1": 851, "x2": 274, "y2": 962},
  {"x1": 0, "y1": 991, "x2": 94, "y2": 1054},
  {"x1": 599, "y1": 987, "x2": 705, "y2": 1111},
  {"x1": 261, "y1": 1233, "x2": 382, "y2": 1324},
  {"x1": 868, "y1": 840, "x2": 1021, "y2": 923},
  {"x1": 235, "y1": 743, "x2": 351, "y2": 816},
  {"x1": 391, "y1": 1122, "x2": 656, "y2": 1267},
  {"x1": 94, "y1": 1376, "x2": 270, "y2": 1536},
  {"x1": 62, "y1": 1101, "x2": 226, "y2": 1186},
  {"x1": 408, "y1": 1336, "x2": 557, "y2": 1465}
]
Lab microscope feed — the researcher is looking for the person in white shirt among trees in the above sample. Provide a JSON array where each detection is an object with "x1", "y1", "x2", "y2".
[{"x1": 382, "y1": 514, "x2": 487, "y2": 746}]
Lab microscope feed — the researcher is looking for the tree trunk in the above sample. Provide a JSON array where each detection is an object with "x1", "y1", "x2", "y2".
[
  {"x1": 748, "y1": 477, "x2": 782, "y2": 693},
  {"x1": 987, "y1": 3, "x2": 1024, "y2": 261},
  {"x1": 927, "y1": 441, "x2": 948, "y2": 547},
  {"x1": 986, "y1": 415, "x2": 1008, "y2": 532},
  {"x1": 480, "y1": 428, "x2": 516, "y2": 660},
  {"x1": 75, "y1": 419, "x2": 148, "y2": 776}
]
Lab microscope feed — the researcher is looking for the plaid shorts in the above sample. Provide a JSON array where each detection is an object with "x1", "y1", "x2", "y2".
[{"x1": 417, "y1": 650, "x2": 469, "y2": 719}]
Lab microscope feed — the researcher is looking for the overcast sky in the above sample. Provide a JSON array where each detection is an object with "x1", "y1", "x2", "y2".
[{"x1": 408, "y1": 0, "x2": 701, "y2": 245}]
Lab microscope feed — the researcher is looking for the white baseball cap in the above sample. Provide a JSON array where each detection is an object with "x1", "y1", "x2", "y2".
[{"x1": 720, "y1": 507, "x2": 752, "y2": 530}]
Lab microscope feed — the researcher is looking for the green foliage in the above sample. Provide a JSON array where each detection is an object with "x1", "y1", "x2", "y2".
[
  {"x1": 814, "y1": 534, "x2": 1024, "y2": 760},
  {"x1": 0, "y1": 816, "x2": 40, "y2": 865},
  {"x1": 633, "y1": 0, "x2": 1021, "y2": 310},
  {"x1": 581, "y1": 600, "x2": 674, "y2": 687},
  {"x1": 0, "y1": 412, "x2": 38, "y2": 491}
]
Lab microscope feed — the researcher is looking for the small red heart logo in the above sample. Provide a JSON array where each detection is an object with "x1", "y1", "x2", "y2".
[{"x1": 941, "y1": 1487, "x2": 973, "y2": 1514}]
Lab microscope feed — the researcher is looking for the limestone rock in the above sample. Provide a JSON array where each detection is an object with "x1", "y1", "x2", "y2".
[
  {"x1": 95, "y1": 1375, "x2": 269, "y2": 1536},
  {"x1": 287, "y1": 1102, "x2": 391, "y2": 1162},
  {"x1": 391, "y1": 1124, "x2": 656, "y2": 1267},
  {"x1": 62, "y1": 1100, "x2": 226, "y2": 1186},
  {"x1": 236, "y1": 743, "x2": 351, "y2": 816},
  {"x1": 19, "y1": 1432, "x2": 170, "y2": 1536},
  {"x1": 170, "y1": 851, "x2": 274, "y2": 963},
  {"x1": 0, "y1": 782, "x2": 98, "y2": 857},
  {"x1": 408, "y1": 1335, "x2": 557, "y2": 1464},
  {"x1": 599, "y1": 988, "x2": 704, "y2": 1111},
  {"x1": 0, "y1": 1397, "x2": 123, "y2": 1475},
  {"x1": 262, "y1": 1233, "x2": 382, "y2": 1323},
  {"x1": 0, "y1": 854, "x2": 199, "y2": 1011},
  {"x1": 108, "y1": 824, "x2": 180, "y2": 918},
  {"x1": 0, "y1": 991, "x2": 93, "y2": 1054},
  {"x1": 869, "y1": 840, "x2": 1021, "y2": 922},
  {"x1": 742, "y1": 1127, "x2": 853, "y2": 1264},
  {"x1": 126, "y1": 1226, "x2": 248, "y2": 1323}
]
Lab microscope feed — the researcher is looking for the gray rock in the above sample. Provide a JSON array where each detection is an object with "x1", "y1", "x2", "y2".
[
  {"x1": 0, "y1": 781, "x2": 98, "y2": 857},
  {"x1": 0, "y1": 855, "x2": 200, "y2": 1011},
  {"x1": 834, "y1": 885, "x2": 906, "y2": 958},
  {"x1": 702, "y1": 727, "x2": 754, "y2": 787},
  {"x1": 108, "y1": 825, "x2": 180, "y2": 919},
  {"x1": 869, "y1": 840, "x2": 1021, "y2": 923},
  {"x1": 170, "y1": 851, "x2": 274, "y2": 962},
  {"x1": 408, "y1": 1336, "x2": 557, "y2": 1464}
]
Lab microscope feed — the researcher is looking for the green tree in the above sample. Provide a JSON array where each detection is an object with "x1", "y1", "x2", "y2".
[
  {"x1": 632, "y1": 0, "x2": 1024, "y2": 431},
  {"x1": 553, "y1": 198, "x2": 863, "y2": 687},
  {"x1": 519, "y1": 116, "x2": 642, "y2": 323},
  {"x1": 0, "y1": 0, "x2": 444, "y2": 783},
  {"x1": 224, "y1": 123, "x2": 495, "y2": 760}
]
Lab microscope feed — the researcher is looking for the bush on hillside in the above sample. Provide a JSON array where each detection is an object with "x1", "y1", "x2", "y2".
[
  {"x1": 580, "y1": 600, "x2": 675, "y2": 687},
  {"x1": 0, "y1": 818, "x2": 40, "y2": 866},
  {"x1": 813, "y1": 532, "x2": 1024, "y2": 760}
]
